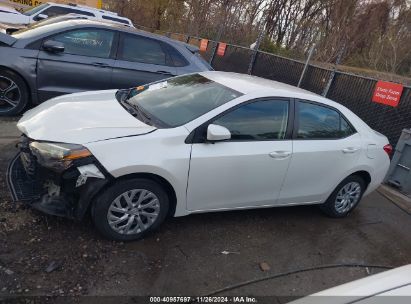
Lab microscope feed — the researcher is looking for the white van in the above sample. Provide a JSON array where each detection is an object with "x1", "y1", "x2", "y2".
[{"x1": 0, "y1": 2, "x2": 133, "y2": 26}]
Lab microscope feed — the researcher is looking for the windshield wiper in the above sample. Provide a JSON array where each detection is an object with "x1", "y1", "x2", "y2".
[
  {"x1": 116, "y1": 89, "x2": 143, "y2": 117},
  {"x1": 115, "y1": 88, "x2": 131, "y2": 103},
  {"x1": 118, "y1": 96, "x2": 153, "y2": 126},
  {"x1": 116, "y1": 88, "x2": 169, "y2": 128},
  {"x1": 133, "y1": 103, "x2": 153, "y2": 125}
]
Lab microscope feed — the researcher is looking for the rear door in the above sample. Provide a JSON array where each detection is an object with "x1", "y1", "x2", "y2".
[
  {"x1": 36, "y1": 28, "x2": 117, "y2": 101},
  {"x1": 112, "y1": 32, "x2": 177, "y2": 89},
  {"x1": 278, "y1": 100, "x2": 361, "y2": 205}
]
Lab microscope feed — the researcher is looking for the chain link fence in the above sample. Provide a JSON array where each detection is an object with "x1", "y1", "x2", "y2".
[{"x1": 136, "y1": 25, "x2": 411, "y2": 147}]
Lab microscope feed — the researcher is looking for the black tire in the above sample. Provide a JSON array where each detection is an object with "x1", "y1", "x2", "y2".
[
  {"x1": 92, "y1": 178, "x2": 169, "y2": 241},
  {"x1": 0, "y1": 69, "x2": 29, "y2": 116},
  {"x1": 320, "y1": 175, "x2": 366, "y2": 218}
]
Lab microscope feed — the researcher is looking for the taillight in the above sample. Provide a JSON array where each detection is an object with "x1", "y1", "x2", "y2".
[{"x1": 383, "y1": 144, "x2": 393, "y2": 157}]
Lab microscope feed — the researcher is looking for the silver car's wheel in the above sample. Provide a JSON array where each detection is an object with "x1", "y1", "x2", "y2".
[
  {"x1": 93, "y1": 178, "x2": 169, "y2": 241},
  {"x1": 0, "y1": 76, "x2": 21, "y2": 113},
  {"x1": 320, "y1": 175, "x2": 365, "y2": 218},
  {"x1": 335, "y1": 182, "x2": 361, "y2": 214},
  {"x1": 107, "y1": 189, "x2": 160, "y2": 235}
]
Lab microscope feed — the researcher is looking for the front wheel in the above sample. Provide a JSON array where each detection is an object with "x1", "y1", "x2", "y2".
[
  {"x1": 0, "y1": 70, "x2": 29, "y2": 116},
  {"x1": 320, "y1": 175, "x2": 365, "y2": 218},
  {"x1": 92, "y1": 178, "x2": 169, "y2": 241}
]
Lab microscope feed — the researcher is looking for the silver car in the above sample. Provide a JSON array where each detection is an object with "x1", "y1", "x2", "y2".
[{"x1": 0, "y1": 19, "x2": 212, "y2": 116}]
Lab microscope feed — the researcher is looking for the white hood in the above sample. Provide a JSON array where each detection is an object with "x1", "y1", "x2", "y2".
[{"x1": 17, "y1": 90, "x2": 156, "y2": 144}]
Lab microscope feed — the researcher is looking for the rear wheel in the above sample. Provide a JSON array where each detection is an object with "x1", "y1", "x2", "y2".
[
  {"x1": 320, "y1": 175, "x2": 365, "y2": 218},
  {"x1": 92, "y1": 178, "x2": 169, "y2": 241},
  {"x1": 0, "y1": 70, "x2": 29, "y2": 116}
]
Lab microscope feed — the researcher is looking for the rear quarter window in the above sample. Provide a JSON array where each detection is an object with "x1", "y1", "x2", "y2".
[{"x1": 162, "y1": 43, "x2": 189, "y2": 67}]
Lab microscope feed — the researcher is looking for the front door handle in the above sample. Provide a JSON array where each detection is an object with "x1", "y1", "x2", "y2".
[
  {"x1": 269, "y1": 151, "x2": 291, "y2": 159},
  {"x1": 342, "y1": 147, "x2": 360, "y2": 153}
]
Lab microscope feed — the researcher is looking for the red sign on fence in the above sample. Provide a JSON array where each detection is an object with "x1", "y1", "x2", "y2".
[
  {"x1": 217, "y1": 43, "x2": 227, "y2": 56},
  {"x1": 199, "y1": 39, "x2": 208, "y2": 52},
  {"x1": 372, "y1": 81, "x2": 404, "y2": 107}
]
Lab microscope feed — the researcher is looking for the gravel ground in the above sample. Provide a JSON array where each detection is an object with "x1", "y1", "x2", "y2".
[{"x1": 0, "y1": 117, "x2": 410, "y2": 303}]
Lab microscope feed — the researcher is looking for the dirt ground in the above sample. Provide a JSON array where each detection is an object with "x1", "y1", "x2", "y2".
[{"x1": 1, "y1": 117, "x2": 411, "y2": 302}]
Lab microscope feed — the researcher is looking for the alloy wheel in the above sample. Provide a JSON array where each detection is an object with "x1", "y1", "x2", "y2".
[
  {"x1": 107, "y1": 189, "x2": 160, "y2": 235},
  {"x1": 0, "y1": 76, "x2": 21, "y2": 113},
  {"x1": 335, "y1": 182, "x2": 362, "y2": 214}
]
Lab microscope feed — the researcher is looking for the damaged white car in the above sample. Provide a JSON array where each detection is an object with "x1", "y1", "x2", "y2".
[{"x1": 7, "y1": 72, "x2": 391, "y2": 241}]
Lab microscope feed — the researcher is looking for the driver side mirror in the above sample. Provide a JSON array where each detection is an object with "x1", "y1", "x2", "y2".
[
  {"x1": 207, "y1": 124, "x2": 231, "y2": 142},
  {"x1": 43, "y1": 40, "x2": 65, "y2": 54},
  {"x1": 34, "y1": 13, "x2": 48, "y2": 21}
]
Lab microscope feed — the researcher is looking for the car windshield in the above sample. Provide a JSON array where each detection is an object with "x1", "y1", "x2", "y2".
[
  {"x1": 125, "y1": 74, "x2": 242, "y2": 128},
  {"x1": 23, "y1": 3, "x2": 49, "y2": 16}
]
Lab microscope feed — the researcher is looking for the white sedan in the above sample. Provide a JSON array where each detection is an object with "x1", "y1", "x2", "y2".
[
  {"x1": 290, "y1": 264, "x2": 411, "y2": 303},
  {"x1": 7, "y1": 72, "x2": 391, "y2": 241}
]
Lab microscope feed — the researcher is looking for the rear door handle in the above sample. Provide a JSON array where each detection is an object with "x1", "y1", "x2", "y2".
[
  {"x1": 342, "y1": 147, "x2": 360, "y2": 153},
  {"x1": 269, "y1": 151, "x2": 291, "y2": 159},
  {"x1": 156, "y1": 70, "x2": 174, "y2": 76},
  {"x1": 92, "y1": 62, "x2": 110, "y2": 67}
]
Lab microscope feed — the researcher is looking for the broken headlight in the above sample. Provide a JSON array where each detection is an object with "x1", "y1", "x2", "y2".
[{"x1": 29, "y1": 142, "x2": 92, "y2": 172}]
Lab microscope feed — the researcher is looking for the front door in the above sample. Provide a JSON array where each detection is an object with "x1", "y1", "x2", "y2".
[
  {"x1": 37, "y1": 28, "x2": 117, "y2": 101},
  {"x1": 187, "y1": 98, "x2": 292, "y2": 211}
]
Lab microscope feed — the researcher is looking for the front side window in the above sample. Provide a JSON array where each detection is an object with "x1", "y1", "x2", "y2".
[
  {"x1": 296, "y1": 101, "x2": 354, "y2": 139},
  {"x1": 125, "y1": 74, "x2": 242, "y2": 127},
  {"x1": 49, "y1": 29, "x2": 115, "y2": 58},
  {"x1": 213, "y1": 99, "x2": 289, "y2": 141},
  {"x1": 119, "y1": 34, "x2": 167, "y2": 65}
]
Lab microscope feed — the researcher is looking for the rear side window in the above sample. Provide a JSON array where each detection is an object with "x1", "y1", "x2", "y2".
[
  {"x1": 213, "y1": 99, "x2": 289, "y2": 141},
  {"x1": 50, "y1": 29, "x2": 115, "y2": 58},
  {"x1": 296, "y1": 101, "x2": 355, "y2": 139},
  {"x1": 119, "y1": 34, "x2": 166, "y2": 65},
  {"x1": 102, "y1": 15, "x2": 130, "y2": 25}
]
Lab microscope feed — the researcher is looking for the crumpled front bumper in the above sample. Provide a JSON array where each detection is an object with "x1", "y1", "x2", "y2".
[{"x1": 6, "y1": 148, "x2": 110, "y2": 220}]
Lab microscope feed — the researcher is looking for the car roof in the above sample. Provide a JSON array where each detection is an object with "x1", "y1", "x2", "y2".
[
  {"x1": 47, "y1": 19, "x2": 197, "y2": 51},
  {"x1": 198, "y1": 71, "x2": 374, "y2": 132},
  {"x1": 200, "y1": 71, "x2": 320, "y2": 97},
  {"x1": 47, "y1": 2, "x2": 122, "y2": 16},
  {"x1": 0, "y1": 5, "x2": 18, "y2": 13}
]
